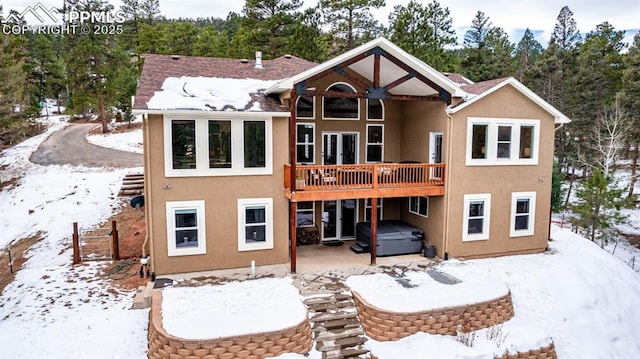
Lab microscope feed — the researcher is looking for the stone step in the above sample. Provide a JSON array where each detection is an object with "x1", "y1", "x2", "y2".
[
  {"x1": 310, "y1": 311, "x2": 358, "y2": 323},
  {"x1": 324, "y1": 347, "x2": 370, "y2": 359},
  {"x1": 131, "y1": 282, "x2": 153, "y2": 309},
  {"x1": 316, "y1": 327, "x2": 365, "y2": 341},
  {"x1": 307, "y1": 301, "x2": 354, "y2": 312},
  {"x1": 316, "y1": 336, "x2": 367, "y2": 352},
  {"x1": 313, "y1": 318, "x2": 360, "y2": 331}
]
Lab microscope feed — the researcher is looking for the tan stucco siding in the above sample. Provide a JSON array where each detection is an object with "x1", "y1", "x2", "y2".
[
  {"x1": 396, "y1": 101, "x2": 449, "y2": 256},
  {"x1": 145, "y1": 115, "x2": 289, "y2": 275},
  {"x1": 446, "y1": 85, "x2": 555, "y2": 259}
]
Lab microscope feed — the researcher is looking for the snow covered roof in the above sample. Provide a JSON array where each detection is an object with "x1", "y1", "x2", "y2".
[{"x1": 133, "y1": 54, "x2": 316, "y2": 113}]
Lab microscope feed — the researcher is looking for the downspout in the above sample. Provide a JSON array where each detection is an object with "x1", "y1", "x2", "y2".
[
  {"x1": 549, "y1": 121, "x2": 566, "y2": 241},
  {"x1": 443, "y1": 111, "x2": 455, "y2": 260},
  {"x1": 141, "y1": 112, "x2": 151, "y2": 278},
  {"x1": 289, "y1": 88, "x2": 298, "y2": 273}
]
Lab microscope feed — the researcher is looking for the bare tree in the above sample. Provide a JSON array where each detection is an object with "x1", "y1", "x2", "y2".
[{"x1": 578, "y1": 100, "x2": 632, "y2": 176}]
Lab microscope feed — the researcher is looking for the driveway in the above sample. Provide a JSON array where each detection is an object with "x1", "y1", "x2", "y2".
[{"x1": 30, "y1": 123, "x2": 143, "y2": 168}]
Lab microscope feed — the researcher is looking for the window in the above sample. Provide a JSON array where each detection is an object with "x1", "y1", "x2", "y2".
[
  {"x1": 471, "y1": 124, "x2": 488, "y2": 159},
  {"x1": 409, "y1": 196, "x2": 429, "y2": 218},
  {"x1": 510, "y1": 192, "x2": 536, "y2": 237},
  {"x1": 497, "y1": 125, "x2": 512, "y2": 159},
  {"x1": 296, "y1": 123, "x2": 315, "y2": 163},
  {"x1": 463, "y1": 194, "x2": 491, "y2": 241},
  {"x1": 171, "y1": 120, "x2": 196, "y2": 169},
  {"x1": 244, "y1": 121, "x2": 266, "y2": 168},
  {"x1": 238, "y1": 198, "x2": 273, "y2": 251},
  {"x1": 364, "y1": 198, "x2": 383, "y2": 222},
  {"x1": 297, "y1": 202, "x2": 315, "y2": 227},
  {"x1": 366, "y1": 125, "x2": 384, "y2": 162},
  {"x1": 296, "y1": 95, "x2": 314, "y2": 119},
  {"x1": 519, "y1": 126, "x2": 534, "y2": 158},
  {"x1": 166, "y1": 200, "x2": 206, "y2": 256},
  {"x1": 466, "y1": 118, "x2": 540, "y2": 165},
  {"x1": 208, "y1": 120, "x2": 231, "y2": 168},
  {"x1": 323, "y1": 83, "x2": 359, "y2": 119},
  {"x1": 367, "y1": 98, "x2": 383, "y2": 120},
  {"x1": 164, "y1": 117, "x2": 272, "y2": 177}
]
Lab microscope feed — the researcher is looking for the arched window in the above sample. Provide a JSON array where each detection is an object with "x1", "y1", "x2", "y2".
[
  {"x1": 296, "y1": 95, "x2": 314, "y2": 119},
  {"x1": 323, "y1": 83, "x2": 359, "y2": 120},
  {"x1": 367, "y1": 98, "x2": 384, "y2": 120}
]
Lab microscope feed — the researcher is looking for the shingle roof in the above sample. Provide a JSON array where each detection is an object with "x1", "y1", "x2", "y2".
[
  {"x1": 134, "y1": 54, "x2": 317, "y2": 111},
  {"x1": 442, "y1": 73, "x2": 474, "y2": 86},
  {"x1": 460, "y1": 77, "x2": 509, "y2": 95}
]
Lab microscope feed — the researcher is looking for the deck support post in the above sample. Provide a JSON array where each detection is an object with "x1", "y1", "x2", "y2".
[
  {"x1": 290, "y1": 87, "x2": 298, "y2": 273},
  {"x1": 370, "y1": 197, "x2": 378, "y2": 265}
]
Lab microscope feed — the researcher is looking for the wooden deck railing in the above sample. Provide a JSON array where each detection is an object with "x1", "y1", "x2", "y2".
[{"x1": 284, "y1": 163, "x2": 445, "y2": 191}]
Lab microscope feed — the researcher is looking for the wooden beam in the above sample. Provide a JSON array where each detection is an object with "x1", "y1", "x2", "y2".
[
  {"x1": 289, "y1": 88, "x2": 297, "y2": 274},
  {"x1": 290, "y1": 201, "x2": 297, "y2": 273},
  {"x1": 373, "y1": 53, "x2": 381, "y2": 88},
  {"x1": 304, "y1": 51, "x2": 371, "y2": 85},
  {"x1": 288, "y1": 186, "x2": 445, "y2": 202},
  {"x1": 384, "y1": 71, "x2": 417, "y2": 92},
  {"x1": 381, "y1": 50, "x2": 451, "y2": 104},
  {"x1": 302, "y1": 89, "x2": 441, "y2": 102},
  {"x1": 370, "y1": 197, "x2": 377, "y2": 265}
]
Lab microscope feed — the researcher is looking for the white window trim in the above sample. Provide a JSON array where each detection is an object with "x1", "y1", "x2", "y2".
[
  {"x1": 296, "y1": 95, "x2": 315, "y2": 120},
  {"x1": 238, "y1": 198, "x2": 274, "y2": 251},
  {"x1": 462, "y1": 193, "x2": 491, "y2": 242},
  {"x1": 164, "y1": 116, "x2": 273, "y2": 177},
  {"x1": 364, "y1": 198, "x2": 383, "y2": 222},
  {"x1": 166, "y1": 200, "x2": 206, "y2": 256},
  {"x1": 465, "y1": 117, "x2": 540, "y2": 166},
  {"x1": 366, "y1": 98, "x2": 385, "y2": 121},
  {"x1": 366, "y1": 124, "x2": 384, "y2": 163},
  {"x1": 322, "y1": 82, "x2": 360, "y2": 121},
  {"x1": 296, "y1": 202, "x2": 315, "y2": 227},
  {"x1": 296, "y1": 123, "x2": 315, "y2": 164},
  {"x1": 510, "y1": 191, "x2": 536, "y2": 237},
  {"x1": 409, "y1": 196, "x2": 429, "y2": 218}
]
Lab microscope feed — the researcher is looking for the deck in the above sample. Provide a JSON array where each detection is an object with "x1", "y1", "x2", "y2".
[{"x1": 284, "y1": 163, "x2": 446, "y2": 201}]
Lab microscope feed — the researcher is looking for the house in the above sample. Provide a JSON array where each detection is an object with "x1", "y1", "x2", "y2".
[{"x1": 133, "y1": 38, "x2": 569, "y2": 276}]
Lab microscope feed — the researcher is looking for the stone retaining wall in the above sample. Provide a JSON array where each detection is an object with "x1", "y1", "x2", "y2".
[
  {"x1": 352, "y1": 290, "x2": 515, "y2": 341},
  {"x1": 370, "y1": 342, "x2": 557, "y2": 359},
  {"x1": 148, "y1": 290, "x2": 313, "y2": 359},
  {"x1": 496, "y1": 343, "x2": 558, "y2": 359}
]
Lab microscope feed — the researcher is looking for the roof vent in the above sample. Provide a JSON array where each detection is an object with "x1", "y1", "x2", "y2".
[
  {"x1": 284, "y1": 54, "x2": 292, "y2": 59},
  {"x1": 255, "y1": 51, "x2": 263, "y2": 69},
  {"x1": 241, "y1": 58, "x2": 249, "y2": 63},
  {"x1": 171, "y1": 55, "x2": 180, "y2": 60}
]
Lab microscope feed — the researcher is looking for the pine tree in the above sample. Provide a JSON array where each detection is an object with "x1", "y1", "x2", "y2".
[
  {"x1": 525, "y1": 6, "x2": 582, "y2": 171},
  {"x1": 288, "y1": 6, "x2": 329, "y2": 62},
  {"x1": 617, "y1": 32, "x2": 640, "y2": 197},
  {"x1": 64, "y1": 0, "x2": 136, "y2": 133},
  {"x1": 569, "y1": 21, "x2": 626, "y2": 154},
  {"x1": 387, "y1": 0, "x2": 457, "y2": 72},
  {"x1": 231, "y1": 0, "x2": 303, "y2": 59},
  {"x1": 460, "y1": 11, "x2": 513, "y2": 81},
  {"x1": 320, "y1": 0, "x2": 385, "y2": 55},
  {"x1": 571, "y1": 168, "x2": 635, "y2": 246},
  {"x1": 513, "y1": 29, "x2": 543, "y2": 82}
]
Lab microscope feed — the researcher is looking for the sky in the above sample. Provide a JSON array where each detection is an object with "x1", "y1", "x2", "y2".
[{"x1": 2, "y1": 0, "x2": 639, "y2": 46}]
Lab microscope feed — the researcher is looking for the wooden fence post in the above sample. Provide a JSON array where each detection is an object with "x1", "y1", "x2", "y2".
[
  {"x1": 72, "y1": 222, "x2": 80, "y2": 264},
  {"x1": 111, "y1": 220, "x2": 120, "y2": 260}
]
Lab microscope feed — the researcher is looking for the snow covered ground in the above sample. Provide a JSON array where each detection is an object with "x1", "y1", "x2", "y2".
[
  {"x1": 86, "y1": 115, "x2": 144, "y2": 154},
  {"x1": 0, "y1": 123, "x2": 148, "y2": 358},
  {"x1": 1, "y1": 123, "x2": 640, "y2": 358}
]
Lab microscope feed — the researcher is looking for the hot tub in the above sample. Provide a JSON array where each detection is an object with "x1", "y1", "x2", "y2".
[{"x1": 355, "y1": 220, "x2": 424, "y2": 256}]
